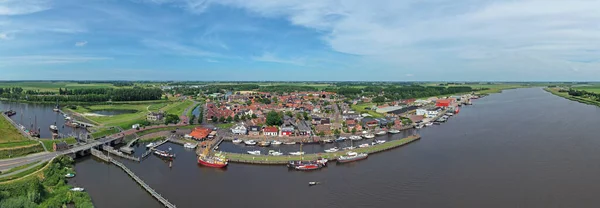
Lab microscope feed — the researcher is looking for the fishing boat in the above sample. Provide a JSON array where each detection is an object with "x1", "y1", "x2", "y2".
[
  {"x1": 258, "y1": 141, "x2": 271, "y2": 147},
  {"x1": 323, "y1": 139, "x2": 334, "y2": 143},
  {"x1": 295, "y1": 163, "x2": 322, "y2": 171},
  {"x1": 388, "y1": 129, "x2": 400, "y2": 134},
  {"x1": 4, "y1": 110, "x2": 16, "y2": 117},
  {"x1": 445, "y1": 112, "x2": 454, "y2": 116},
  {"x1": 343, "y1": 146, "x2": 356, "y2": 150},
  {"x1": 154, "y1": 149, "x2": 175, "y2": 159},
  {"x1": 53, "y1": 99, "x2": 60, "y2": 112},
  {"x1": 49, "y1": 124, "x2": 58, "y2": 133},
  {"x1": 363, "y1": 134, "x2": 375, "y2": 139},
  {"x1": 358, "y1": 143, "x2": 370, "y2": 148},
  {"x1": 70, "y1": 187, "x2": 85, "y2": 192},
  {"x1": 324, "y1": 147, "x2": 339, "y2": 153},
  {"x1": 247, "y1": 150, "x2": 261, "y2": 155},
  {"x1": 350, "y1": 135, "x2": 363, "y2": 141},
  {"x1": 337, "y1": 151, "x2": 368, "y2": 163},
  {"x1": 375, "y1": 130, "x2": 387, "y2": 136},
  {"x1": 198, "y1": 149, "x2": 228, "y2": 168},
  {"x1": 425, "y1": 122, "x2": 434, "y2": 127},
  {"x1": 335, "y1": 137, "x2": 347, "y2": 142},
  {"x1": 65, "y1": 173, "x2": 75, "y2": 178},
  {"x1": 288, "y1": 158, "x2": 328, "y2": 170},
  {"x1": 308, "y1": 181, "x2": 320, "y2": 186},
  {"x1": 244, "y1": 140, "x2": 257, "y2": 145},
  {"x1": 183, "y1": 143, "x2": 197, "y2": 149},
  {"x1": 268, "y1": 150, "x2": 283, "y2": 156},
  {"x1": 146, "y1": 142, "x2": 155, "y2": 148},
  {"x1": 415, "y1": 124, "x2": 423, "y2": 129},
  {"x1": 271, "y1": 140, "x2": 282, "y2": 145},
  {"x1": 232, "y1": 138, "x2": 243, "y2": 144},
  {"x1": 284, "y1": 141, "x2": 297, "y2": 145},
  {"x1": 375, "y1": 140, "x2": 386, "y2": 144},
  {"x1": 289, "y1": 151, "x2": 305, "y2": 156}
]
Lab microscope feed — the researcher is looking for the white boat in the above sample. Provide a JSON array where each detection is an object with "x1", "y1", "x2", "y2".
[
  {"x1": 49, "y1": 125, "x2": 58, "y2": 131},
  {"x1": 232, "y1": 138, "x2": 243, "y2": 144},
  {"x1": 359, "y1": 143, "x2": 370, "y2": 148},
  {"x1": 284, "y1": 141, "x2": 297, "y2": 145},
  {"x1": 375, "y1": 131, "x2": 387, "y2": 136},
  {"x1": 415, "y1": 124, "x2": 423, "y2": 129},
  {"x1": 323, "y1": 139, "x2": 334, "y2": 143},
  {"x1": 244, "y1": 140, "x2": 257, "y2": 145},
  {"x1": 65, "y1": 116, "x2": 71, "y2": 120},
  {"x1": 70, "y1": 187, "x2": 85, "y2": 192},
  {"x1": 183, "y1": 143, "x2": 197, "y2": 149},
  {"x1": 350, "y1": 136, "x2": 363, "y2": 141},
  {"x1": 363, "y1": 134, "x2": 375, "y2": 139},
  {"x1": 247, "y1": 150, "x2": 261, "y2": 155},
  {"x1": 271, "y1": 140, "x2": 282, "y2": 145},
  {"x1": 375, "y1": 140, "x2": 386, "y2": 144},
  {"x1": 343, "y1": 146, "x2": 356, "y2": 150},
  {"x1": 289, "y1": 151, "x2": 305, "y2": 156},
  {"x1": 65, "y1": 173, "x2": 75, "y2": 178},
  {"x1": 388, "y1": 129, "x2": 400, "y2": 134},
  {"x1": 324, "y1": 147, "x2": 339, "y2": 153},
  {"x1": 309, "y1": 181, "x2": 320, "y2": 186},
  {"x1": 335, "y1": 137, "x2": 347, "y2": 142},
  {"x1": 268, "y1": 150, "x2": 283, "y2": 156},
  {"x1": 146, "y1": 142, "x2": 155, "y2": 148},
  {"x1": 425, "y1": 122, "x2": 434, "y2": 127}
]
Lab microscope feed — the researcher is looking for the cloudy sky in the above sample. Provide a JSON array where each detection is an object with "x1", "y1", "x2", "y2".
[{"x1": 1, "y1": 0, "x2": 600, "y2": 81}]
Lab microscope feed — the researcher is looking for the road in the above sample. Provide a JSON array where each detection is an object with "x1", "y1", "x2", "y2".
[{"x1": 0, "y1": 152, "x2": 56, "y2": 171}]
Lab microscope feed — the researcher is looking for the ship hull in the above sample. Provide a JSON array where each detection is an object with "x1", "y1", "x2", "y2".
[
  {"x1": 337, "y1": 155, "x2": 368, "y2": 163},
  {"x1": 198, "y1": 158, "x2": 228, "y2": 168}
]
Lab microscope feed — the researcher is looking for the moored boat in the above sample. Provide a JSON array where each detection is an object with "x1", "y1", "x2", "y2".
[
  {"x1": 335, "y1": 137, "x2": 347, "y2": 142},
  {"x1": 363, "y1": 134, "x2": 375, "y2": 139},
  {"x1": 4, "y1": 110, "x2": 16, "y2": 117},
  {"x1": 375, "y1": 140, "x2": 386, "y2": 144},
  {"x1": 337, "y1": 151, "x2": 368, "y2": 163},
  {"x1": 232, "y1": 138, "x2": 243, "y2": 144},
  {"x1": 70, "y1": 187, "x2": 85, "y2": 192},
  {"x1": 146, "y1": 142, "x2": 155, "y2": 148},
  {"x1": 183, "y1": 143, "x2": 197, "y2": 149},
  {"x1": 244, "y1": 140, "x2": 257, "y2": 146},
  {"x1": 388, "y1": 129, "x2": 400, "y2": 134},
  {"x1": 350, "y1": 135, "x2": 362, "y2": 141},
  {"x1": 375, "y1": 130, "x2": 387, "y2": 136},
  {"x1": 153, "y1": 149, "x2": 175, "y2": 159},
  {"x1": 258, "y1": 141, "x2": 271, "y2": 147},
  {"x1": 324, "y1": 147, "x2": 339, "y2": 153},
  {"x1": 284, "y1": 141, "x2": 297, "y2": 145},
  {"x1": 65, "y1": 173, "x2": 75, "y2": 178},
  {"x1": 247, "y1": 150, "x2": 261, "y2": 155},
  {"x1": 198, "y1": 154, "x2": 228, "y2": 168},
  {"x1": 268, "y1": 150, "x2": 283, "y2": 156},
  {"x1": 289, "y1": 151, "x2": 305, "y2": 156},
  {"x1": 358, "y1": 143, "x2": 370, "y2": 148},
  {"x1": 288, "y1": 158, "x2": 328, "y2": 170},
  {"x1": 271, "y1": 140, "x2": 282, "y2": 145},
  {"x1": 323, "y1": 139, "x2": 334, "y2": 143},
  {"x1": 425, "y1": 122, "x2": 433, "y2": 127},
  {"x1": 49, "y1": 124, "x2": 58, "y2": 133}
]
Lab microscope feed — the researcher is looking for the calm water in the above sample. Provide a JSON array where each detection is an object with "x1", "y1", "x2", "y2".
[
  {"x1": 0, "y1": 101, "x2": 86, "y2": 138},
  {"x1": 73, "y1": 88, "x2": 600, "y2": 207}
]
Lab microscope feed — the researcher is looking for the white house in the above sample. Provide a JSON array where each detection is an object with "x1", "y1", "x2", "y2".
[
  {"x1": 416, "y1": 109, "x2": 427, "y2": 116},
  {"x1": 426, "y1": 110, "x2": 439, "y2": 118},
  {"x1": 416, "y1": 108, "x2": 439, "y2": 118},
  {"x1": 231, "y1": 124, "x2": 248, "y2": 135}
]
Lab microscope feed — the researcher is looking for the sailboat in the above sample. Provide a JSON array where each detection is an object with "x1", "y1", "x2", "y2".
[
  {"x1": 29, "y1": 116, "x2": 40, "y2": 138},
  {"x1": 53, "y1": 99, "x2": 60, "y2": 112},
  {"x1": 343, "y1": 138, "x2": 356, "y2": 150}
]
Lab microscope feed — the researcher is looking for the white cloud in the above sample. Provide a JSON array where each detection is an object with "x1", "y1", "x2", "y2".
[
  {"x1": 252, "y1": 52, "x2": 305, "y2": 65},
  {"x1": 0, "y1": 32, "x2": 13, "y2": 40},
  {"x1": 75, "y1": 41, "x2": 88, "y2": 47},
  {"x1": 0, "y1": 55, "x2": 111, "y2": 66},
  {"x1": 0, "y1": 0, "x2": 50, "y2": 16}
]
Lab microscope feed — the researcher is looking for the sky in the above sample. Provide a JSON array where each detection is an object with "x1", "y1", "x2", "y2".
[{"x1": 1, "y1": 0, "x2": 600, "y2": 81}]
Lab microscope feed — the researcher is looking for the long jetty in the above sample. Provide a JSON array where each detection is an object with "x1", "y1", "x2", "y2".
[
  {"x1": 91, "y1": 149, "x2": 176, "y2": 208},
  {"x1": 140, "y1": 139, "x2": 170, "y2": 160},
  {"x1": 222, "y1": 135, "x2": 421, "y2": 165}
]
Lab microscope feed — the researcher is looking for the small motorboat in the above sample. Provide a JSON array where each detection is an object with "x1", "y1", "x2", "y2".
[
  {"x1": 358, "y1": 143, "x2": 370, "y2": 148},
  {"x1": 271, "y1": 140, "x2": 282, "y2": 145},
  {"x1": 247, "y1": 150, "x2": 261, "y2": 155},
  {"x1": 375, "y1": 131, "x2": 387, "y2": 136},
  {"x1": 258, "y1": 141, "x2": 271, "y2": 147},
  {"x1": 343, "y1": 146, "x2": 356, "y2": 150},
  {"x1": 183, "y1": 143, "x2": 197, "y2": 149},
  {"x1": 350, "y1": 136, "x2": 362, "y2": 141},
  {"x1": 323, "y1": 139, "x2": 334, "y2": 143},
  {"x1": 363, "y1": 134, "x2": 375, "y2": 139},
  {"x1": 284, "y1": 141, "x2": 297, "y2": 145},
  {"x1": 309, "y1": 181, "x2": 320, "y2": 186},
  {"x1": 70, "y1": 187, "x2": 85, "y2": 192},
  {"x1": 49, "y1": 125, "x2": 58, "y2": 132},
  {"x1": 154, "y1": 149, "x2": 176, "y2": 159},
  {"x1": 65, "y1": 116, "x2": 71, "y2": 120},
  {"x1": 337, "y1": 151, "x2": 368, "y2": 163},
  {"x1": 244, "y1": 140, "x2": 257, "y2": 145},
  {"x1": 268, "y1": 150, "x2": 283, "y2": 156},
  {"x1": 146, "y1": 142, "x2": 155, "y2": 148},
  {"x1": 65, "y1": 173, "x2": 75, "y2": 178},
  {"x1": 415, "y1": 124, "x2": 423, "y2": 129},
  {"x1": 375, "y1": 140, "x2": 386, "y2": 144},
  {"x1": 324, "y1": 147, "x2": 339, "y2": 153},
  {"x1": 335, "y1": 137, "x2": 347, "y2": 142},
  {"x1": 232, "y1": 138, "x2": 243, "y2": 144},
  {"x1": 388, "y1": 129, "x2": 400, "y2": 134},
  {"x1": 289, "y1": 151, "x2": 305, "y2": 156},
  {"x1": 425, "y1": 122, "x2": 434, "y2": 127}
]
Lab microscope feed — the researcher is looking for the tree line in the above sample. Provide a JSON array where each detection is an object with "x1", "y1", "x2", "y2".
[{"x1": 1, "y1": 87, "x2": 163, "y2": 102}]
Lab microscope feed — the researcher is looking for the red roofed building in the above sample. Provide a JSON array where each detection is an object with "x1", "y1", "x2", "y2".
[
  {"x1": 263, "y1": 126, "x2": 279, "y2": 136},
  {"x1": 435, "y1": 99, "x2": 452, "y2": 107},
  {"x1": 190, "y1": 127, "x2": 211, "y2": 140}
]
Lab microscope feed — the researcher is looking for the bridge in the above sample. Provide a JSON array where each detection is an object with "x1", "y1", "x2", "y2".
[
  {"x1": 119, "y1": 137, "x2": 140, "y2": 154},
  {"x1": 91, "y1": 149, "x2": 176, "y2": 208},
  {"x1": 57, "y1": 109, "x2": 97, "y2": 127}
]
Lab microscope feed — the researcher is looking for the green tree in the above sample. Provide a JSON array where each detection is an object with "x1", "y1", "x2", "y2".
[
  {"x1": 190, "y1": 114, "x2": 196, "y2": 125},
  {"x1": 226, "y1": 116, "x2": 233, "y2": 123},
  {"x1": 234, "y1": 114, "x2": 240, "y2": 122},
  {"x1": 246, "y1": 100, "x2": 253, "y2": 106},
  {"x1": 273, "y1": 97, "x2": 278, "y2": 103},
  {"x1": 333, "y1": 129, "x2": 340, "y2": 135},
  {"x1": 211, "y1": 116, "x2": 218, "y2": 123},
  {"x1": 351, "y1": 127, "x2": 357, "y2": 135},
  {"x1": 295, "y1": 113, "x2": 302, "y2": 120},
  {"x1": 219, "y1": 116, "x2": 225, "y2": 123},
  {"x1": 251, "y1": 114, "x2": 258, "y2": 119},
  {"x1": 373, "y1": 96, "x2": 386, "y2": 104},
  {"x1": 285, "y1": 111, "x2": 293, "y2": 117},
  {"x1": 303, "y1": 112, "x2": 309, "y2": 120},
  {"x1": 317, "y1": 131, "x2": 325, "y2": 137},
  {"x1": 164, "y1": 114, "x2": 180, "y2": 124},
  {"x1": 266, "y1": 111, "x2": 283, "y2": 126}
]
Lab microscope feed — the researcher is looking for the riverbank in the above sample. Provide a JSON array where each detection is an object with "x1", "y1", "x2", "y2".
[
  {"x1": 544, "y1": 87, "x2": 600, "y2": 107},
  {"x1": 221, "y1": 135, "x2": 420, "y2": 164}
]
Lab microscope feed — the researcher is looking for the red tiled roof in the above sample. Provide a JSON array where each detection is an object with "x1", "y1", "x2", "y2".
[{"x1": 263, "y1": 126, "x2": 278, "y2": 132}]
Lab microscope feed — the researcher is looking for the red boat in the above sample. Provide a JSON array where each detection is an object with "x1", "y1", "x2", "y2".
[
  {"x1": 454, "y1": 107, "x2": 460, "y2": 114},
  {"x1": 295, "y1": 163, "x2": 322, "y2": 171},
  {"x1": 198, "y1": 156, "x2": 228, "y2": 168}
]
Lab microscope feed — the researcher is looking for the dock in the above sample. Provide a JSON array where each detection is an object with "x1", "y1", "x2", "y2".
[
  {"x1": 91, "y1": 149, "x2": 176, "y2": 208},
  {"x1": 119, "y1": 138, "x2": 140, "y2": 154},
  {"x1": 140, "y1": 139, "x2": 170, "y2": 160},
  {"x1": 102, "y1": 146, "x2": 140, "y2": 162}
]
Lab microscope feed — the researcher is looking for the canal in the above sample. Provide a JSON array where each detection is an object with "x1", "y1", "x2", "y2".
[
  {"x1": 73, "y1": 87, "x2": 600, "y2": 207},
  {"x1": 0, "y1": 101, "x2": 87, "y2": 139}
]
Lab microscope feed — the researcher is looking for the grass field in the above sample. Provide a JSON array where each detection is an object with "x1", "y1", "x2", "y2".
[
  {"x1": 0, "y1": 81, "x2": 122, "y2": 92},
  {"x1": 545, "y1": 88, "x2": 600, "y2": 107},
  {"x1": 91, "y1": 127, "x2": 121, "y2": 138},
  {"x1": 350, "y1": 102, "x2": 384, "y2": 118},
  {"x1": 0, "y1": 161, "x2": 39, "y2": 175},
  {"x1": 163, "y1": 100, "x2": 193, "y2": 116},
  {"x1": 0, "y1": 115, "x2": 29, "y2": 144},
  {"x1": 573, "y1": 85, "x2": 600, "y2": 93},
  {"x1": 72, "y1": 102, "x2": 172, "y2": 128},
  {"x1": 0, "y1": 161, "x2": 48, "y2": 182}
]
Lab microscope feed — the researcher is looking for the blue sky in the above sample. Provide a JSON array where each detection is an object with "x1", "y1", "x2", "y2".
[{"x1": 1, "y1": 0, "x2": 600, "y2": 81}]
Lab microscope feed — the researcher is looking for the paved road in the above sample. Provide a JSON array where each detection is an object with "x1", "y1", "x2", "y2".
[{"x1": 0, "y1": 152, "x2": 57, "y2": 171}]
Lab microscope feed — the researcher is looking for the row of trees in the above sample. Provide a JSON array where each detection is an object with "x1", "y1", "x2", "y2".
[
  {"x1": 568, "y1": 89, "x2": 600, "y2": 101},
  {"x1": 335, "y1": 85, "x2": 473, "y2": 100},
  {"x1": 1, "y1": 87, "x2": 163, "y2": 102}
]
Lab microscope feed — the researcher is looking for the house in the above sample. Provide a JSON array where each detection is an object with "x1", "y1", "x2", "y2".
[
  {"x1": 297, "y1": 120, "x2": 312, "y2": 136},
  {"x1": 280, "y1": 125, "x2": 295, "y2": 136},
  {"x1": 263, "y1": 126, "x2": 279, "y2": 136},
  {"x1": 190, "y1": 127, "x2": 211, "y2": 140},
  {"x1": 427, "y1": 108, "x2": 441, "y2": 118},
  {"x1": 408, "y1": 115, "x2": 424, "y2": 123},
  {"x1": 53, "y1": 142, "x2": 69, "y2": 151},
  {"x1": 361, "y1": 117, "x2": 379, "y2": 128},
  {"x1": 147, "y1": 112, "x2": 164, "y2": 121},
  {"x1": 231, "y1": 124, "x2": 247, "y2": 135},
  {"x1": 436, "y1": 99, "x2": 453, "y2": 107},
  {"x1": 315, "y1": 124, "x2": 332, "y2": 135},
  {"x1": 416, "y1": 109, "x2": 427, "y2": 116},
  {"x1": 248, "y1": 126, "x2": 261, "y2": 136},
  {"x1": 320, "y1": 118, "x2": 331, "y2": 125}
]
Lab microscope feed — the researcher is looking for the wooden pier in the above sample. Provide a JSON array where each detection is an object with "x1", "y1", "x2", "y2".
[
  {"x1": 102, "y1": 146, "x2": 140, "y2": 162},
  {"x1": 91, "y1": 149, "x2": 176, "y2": 208}
]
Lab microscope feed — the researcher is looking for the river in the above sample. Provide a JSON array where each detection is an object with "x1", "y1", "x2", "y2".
[
  {"x1": 0, "y1": 101, "x2": 87, "y2": 139},
  {"x1": 71, "y1": 88, "x2": 600, "y2": 207}
]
